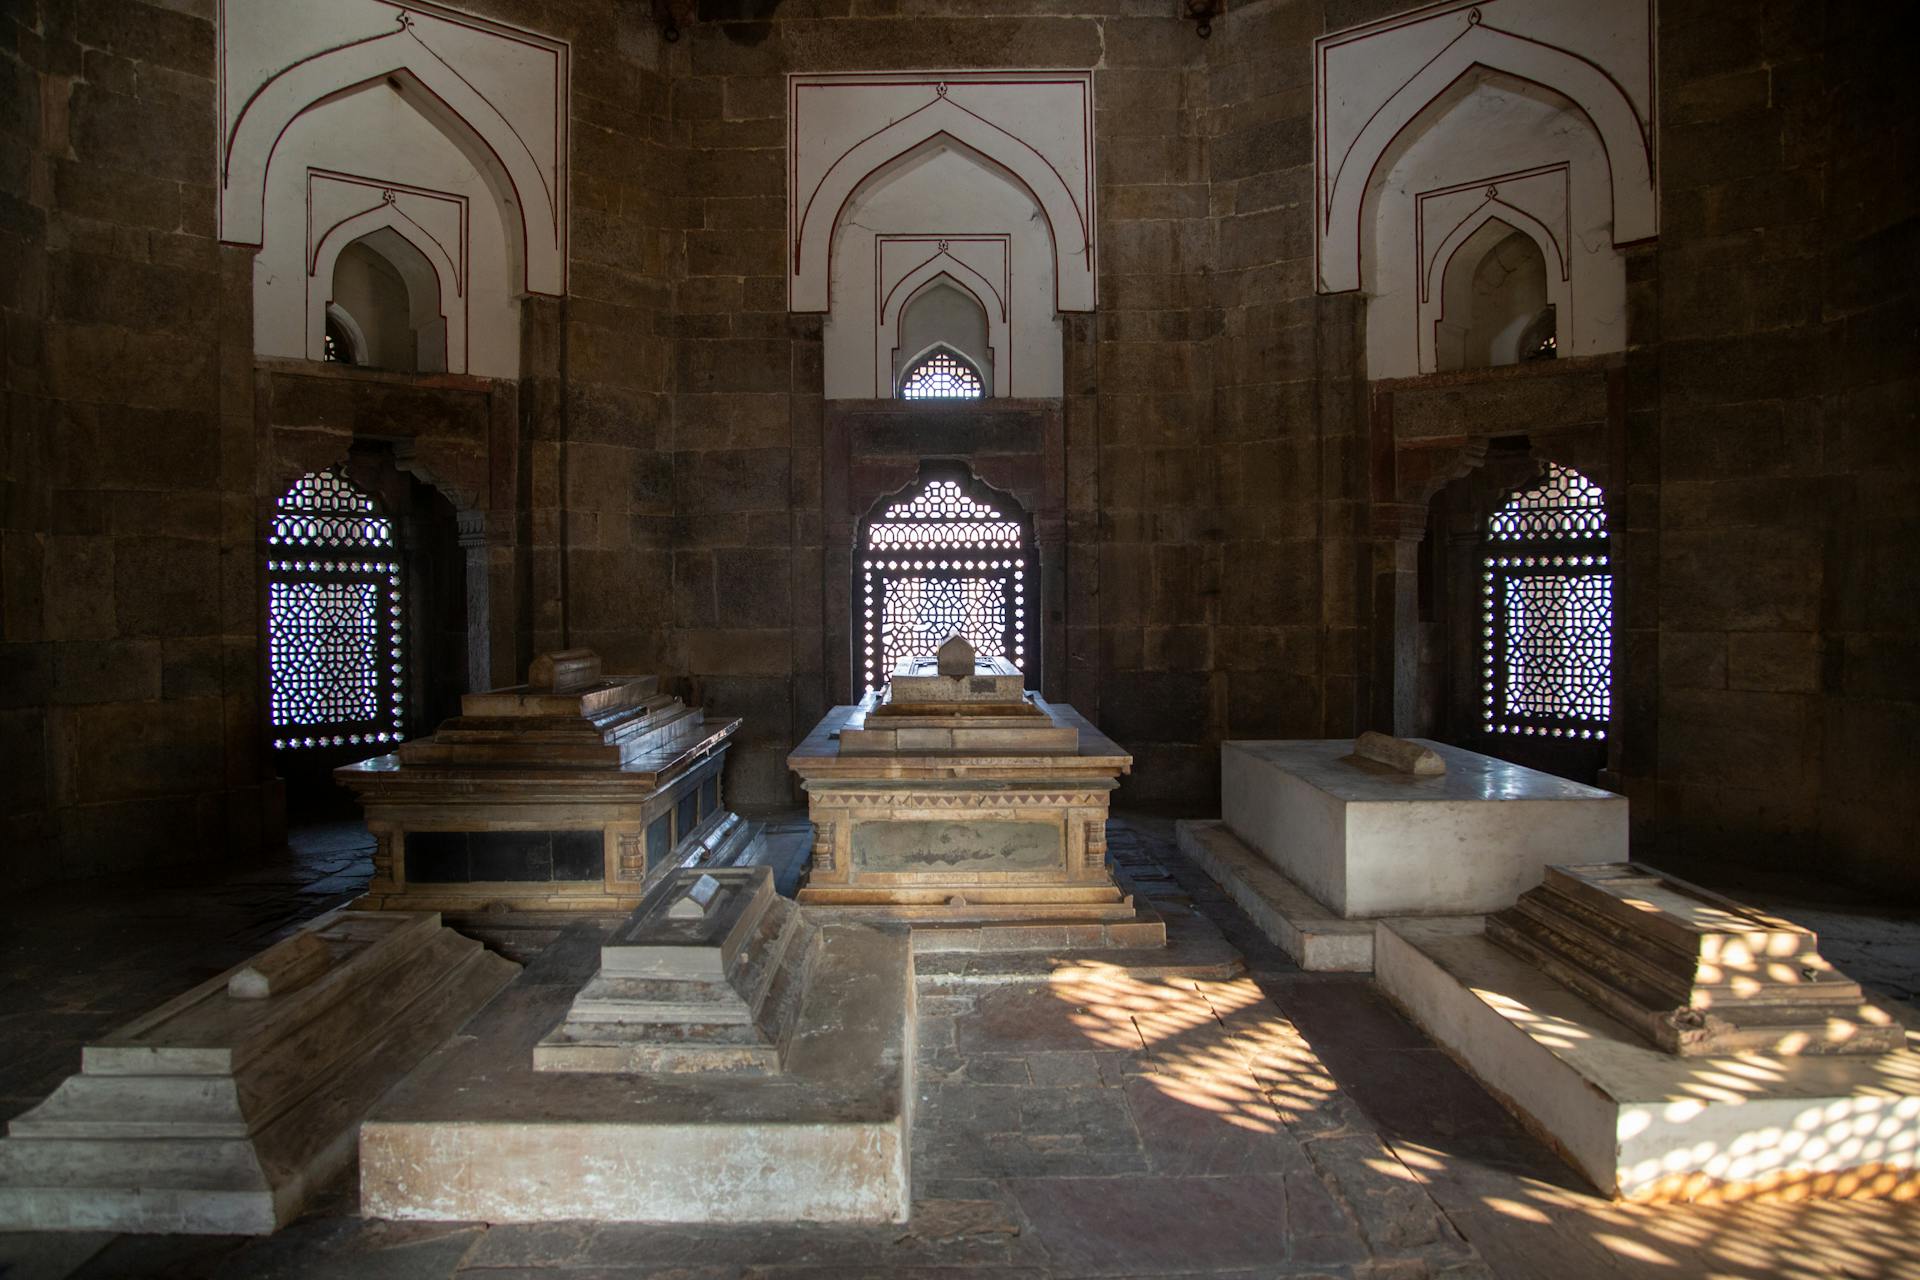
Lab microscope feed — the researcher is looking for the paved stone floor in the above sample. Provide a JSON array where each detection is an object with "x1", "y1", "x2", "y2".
[{"x1": 2, "y1": 816, "x2": 1918, "y2": 1280}]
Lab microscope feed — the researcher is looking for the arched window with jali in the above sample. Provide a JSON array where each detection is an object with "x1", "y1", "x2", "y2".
[
  {"x1": 1481, "y1": 462, "x2": 1611, "y2": 741},
  {"x1": 899, "y1": 347, "x2": 985, "y2": 400},
  {"x1": 858, "y1": 468, "x2": 1033, "y2": 695},
  {"x1": 266, "y1": 470, "x2": 406, "y2": 750}
]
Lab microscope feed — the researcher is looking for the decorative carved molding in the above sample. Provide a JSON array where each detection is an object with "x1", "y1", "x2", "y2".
[
  {"x1": 814, "y1": 791, "x2": 1108, "y2": 810},
  {"x1": 788, "y1": 71, "x2": 1096, "y2": 315},
  {"x1": 810, "y1": 821, "x2": 837, "y2": 873},
  {"x1": 219, "y1": 0, "x2": 570, "y2": 296},
  {"x1": 1316, "y1": 0, "x2": 1656, "y2": 296}
]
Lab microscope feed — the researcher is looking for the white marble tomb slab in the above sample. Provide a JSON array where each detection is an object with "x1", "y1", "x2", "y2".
[{"x1": 1221, "y1": 739, "x2": 1625, "y2": 918}]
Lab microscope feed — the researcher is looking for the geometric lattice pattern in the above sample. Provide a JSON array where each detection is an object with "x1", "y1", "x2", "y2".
[
  {"x1": 266, "y1": 470, "x2": 405, "y2": 750},
  {"x1": 1482, "y1": 463, "x2": 1611, "y2": 739},
  {"x1": 899, "y1": 349, "x2": 984, "y2": 400},
  {"x1": 860, "y1": 477, "x2": 1028, "y2": 695}
]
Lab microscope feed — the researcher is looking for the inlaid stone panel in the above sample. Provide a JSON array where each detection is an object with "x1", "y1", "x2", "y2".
[{"x1": 852, "y1": 820, "x2": 1062, "y2": 873}]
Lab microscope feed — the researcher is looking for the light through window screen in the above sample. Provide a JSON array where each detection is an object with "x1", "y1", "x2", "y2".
[
  {"x1": 899, "y1": 350, "x2": 984, "y2": 400},
  {"x1": 860, "y1": 478, "x2": 1028, "y2": 694},
  {"x1": 1482, "y1": 463, "x2": 1611, "y2": 739},
  {"x1": 266, "y1": 470, "x2": 405, "y2": 750}
]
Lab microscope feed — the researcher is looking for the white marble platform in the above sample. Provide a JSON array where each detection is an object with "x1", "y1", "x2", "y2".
[
  {"x1": 1222, "y1": 739, "x2": 1626, "y2": 918},
  {"x1": 1376, "y1": 917, "x2": 1920, "y2": 1201}
]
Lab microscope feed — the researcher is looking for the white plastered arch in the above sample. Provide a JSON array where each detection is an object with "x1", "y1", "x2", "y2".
[
  {"x1": 792, "y1": 99, "x2": 1092, "y2": 313},
  {"x1": 879, "y1": 264, "x2": 1009, "y2": 399},
  {"x1": 1420, "y1": 203, "x2": 1570, "y2": 373},
  {"x1": 312, "y1": 209, "x2": 463, "y2": 373},
  {"x1": 222, "y1": 33, "x2": 561, "y2": 296},
  {"x1": 1321, "y1": 21, "x2": 1654, "y2": 293}
]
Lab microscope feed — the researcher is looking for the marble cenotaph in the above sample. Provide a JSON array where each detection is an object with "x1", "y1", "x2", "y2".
[
  {"x1": 336, "y1": 649, "x2": 753, "y2": 914},
  {"x1": 788, "y1": 637, "x2": 1154, "y2": 944},
  {"x1": 1177, "y1": 733, "x2": 1626, "y2": 969}
]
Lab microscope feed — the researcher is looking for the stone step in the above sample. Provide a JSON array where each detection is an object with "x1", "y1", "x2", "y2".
[
  {"x1": 0, "y1": 1136, "x2": 268, "y2": 1191},
  {"x1": 530, "y1": 1038, "x2": 781, "y2": 1076},
  {"x1": 8, "y1": 1075, "x2": 249, "y2": 1141},
  {"x1": 544, "y1": 1019, "x2": 774, "y2": 1046},
  {"x1": 565, "y1": 974, "x2": 754, "y2": 1025}
]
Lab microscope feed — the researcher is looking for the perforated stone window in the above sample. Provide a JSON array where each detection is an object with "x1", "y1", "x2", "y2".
[
  {"x1": 1482, "y1": 463, "x2": 1611, "y2": 740},
  {"x1": 899, "y1": 348, "x2": 984, "y2": 400},
  {"x1": 859, "y1": 474, "x2": 1031, "y2": 695},
  {"x1": 266, "y1": 470, "x2": 406, "y2": 750}
]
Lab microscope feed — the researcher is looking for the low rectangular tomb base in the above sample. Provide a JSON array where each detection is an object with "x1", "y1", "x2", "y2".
[
  {"x1": 0, "y1": 911, "x2": 517, "y2": 1234},
  {"x1": 1175, "y1": 819, "x2": 1377, "y2": 971},
  {"x1": 1222, "y1": 739, "x2": 1627, "y2": 918},
  {"x1": 360, "y1": 917, "x2": 914, "y2": 1224},
  {"x1": 1376, "y1": 916, "x2": 1920, "y2": 1202}
]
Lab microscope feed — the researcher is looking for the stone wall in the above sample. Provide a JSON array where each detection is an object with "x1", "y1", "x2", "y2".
[
  {"x1": 5, "y1": 0, "x2": 1916, "y2": 897},
  {"x1": 1, "y1": 0, "x2": 278, "y2": 887},
  {"x1": 1632, "y1": 3, "x2": 1920, "y2": 891}
]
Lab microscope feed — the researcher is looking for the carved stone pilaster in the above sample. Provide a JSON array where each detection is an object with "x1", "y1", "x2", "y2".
[
  {"x1": 1084, "y1": 818, "x2": 1108, "y2": 872},
  {"x1": 616, "y1": 830, "x2": 646, "y2": 881},
  {"x1": 811, "y1": 821, "x2": 837, "y2": 873},
  {"x1": 370, "y1": 828, "x2": 398, "y2": 888}
]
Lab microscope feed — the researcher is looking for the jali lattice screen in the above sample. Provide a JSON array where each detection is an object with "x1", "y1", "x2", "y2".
[
  {"x1": 1481, "y1": 462, "x2": 1611, "y2": 739},
  {"x1": 266, "y1": 470, "x2": 405, "y2": 749},
  {"x1": 860, "y1": 475, "x2": 1030, "y2": 694},
  {"x1": 899, "y1": 349, "x2": 984, "y2": 400}
]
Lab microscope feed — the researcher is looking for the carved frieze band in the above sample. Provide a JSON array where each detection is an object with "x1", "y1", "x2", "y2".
[{"x1": 815, "y1": 791, "x2": 1108, "y2": 811}]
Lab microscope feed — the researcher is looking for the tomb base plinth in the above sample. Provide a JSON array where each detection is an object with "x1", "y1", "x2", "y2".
[
  {"x1": 0, "y1": 910, "x2": 516, "y2": 1234},
  {"x1": 359, "y1": 906, "x2": 913, "y2": 1224},
  {"x1": 337, "y1": 650, "x2": 757, "y2": 914}
]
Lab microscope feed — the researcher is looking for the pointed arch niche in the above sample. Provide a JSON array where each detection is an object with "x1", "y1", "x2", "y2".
[
  {"x1": 1316, "y1": 2, "x2": 1654, "y2": 378},
  {"x1": 224, "y1": 2, "x2": 570, "y2": 378},
  {"x1": 792, "y1": 73, "x2": 1094, "y2": 400}
]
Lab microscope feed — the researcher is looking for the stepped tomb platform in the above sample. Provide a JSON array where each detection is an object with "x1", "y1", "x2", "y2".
[
  {"x1": 787, "y1": 639, "x2": 1157, "y2": 947},
  {"x1": 336, "y1": 649, "x2": 754, "y2": 914},
  {"x1": 1379, "y1": 867, "x2": 1919, "y2": 1201},
  {"x1": 0, "y1": 910, "x2": 515, "y2": 1234}
]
